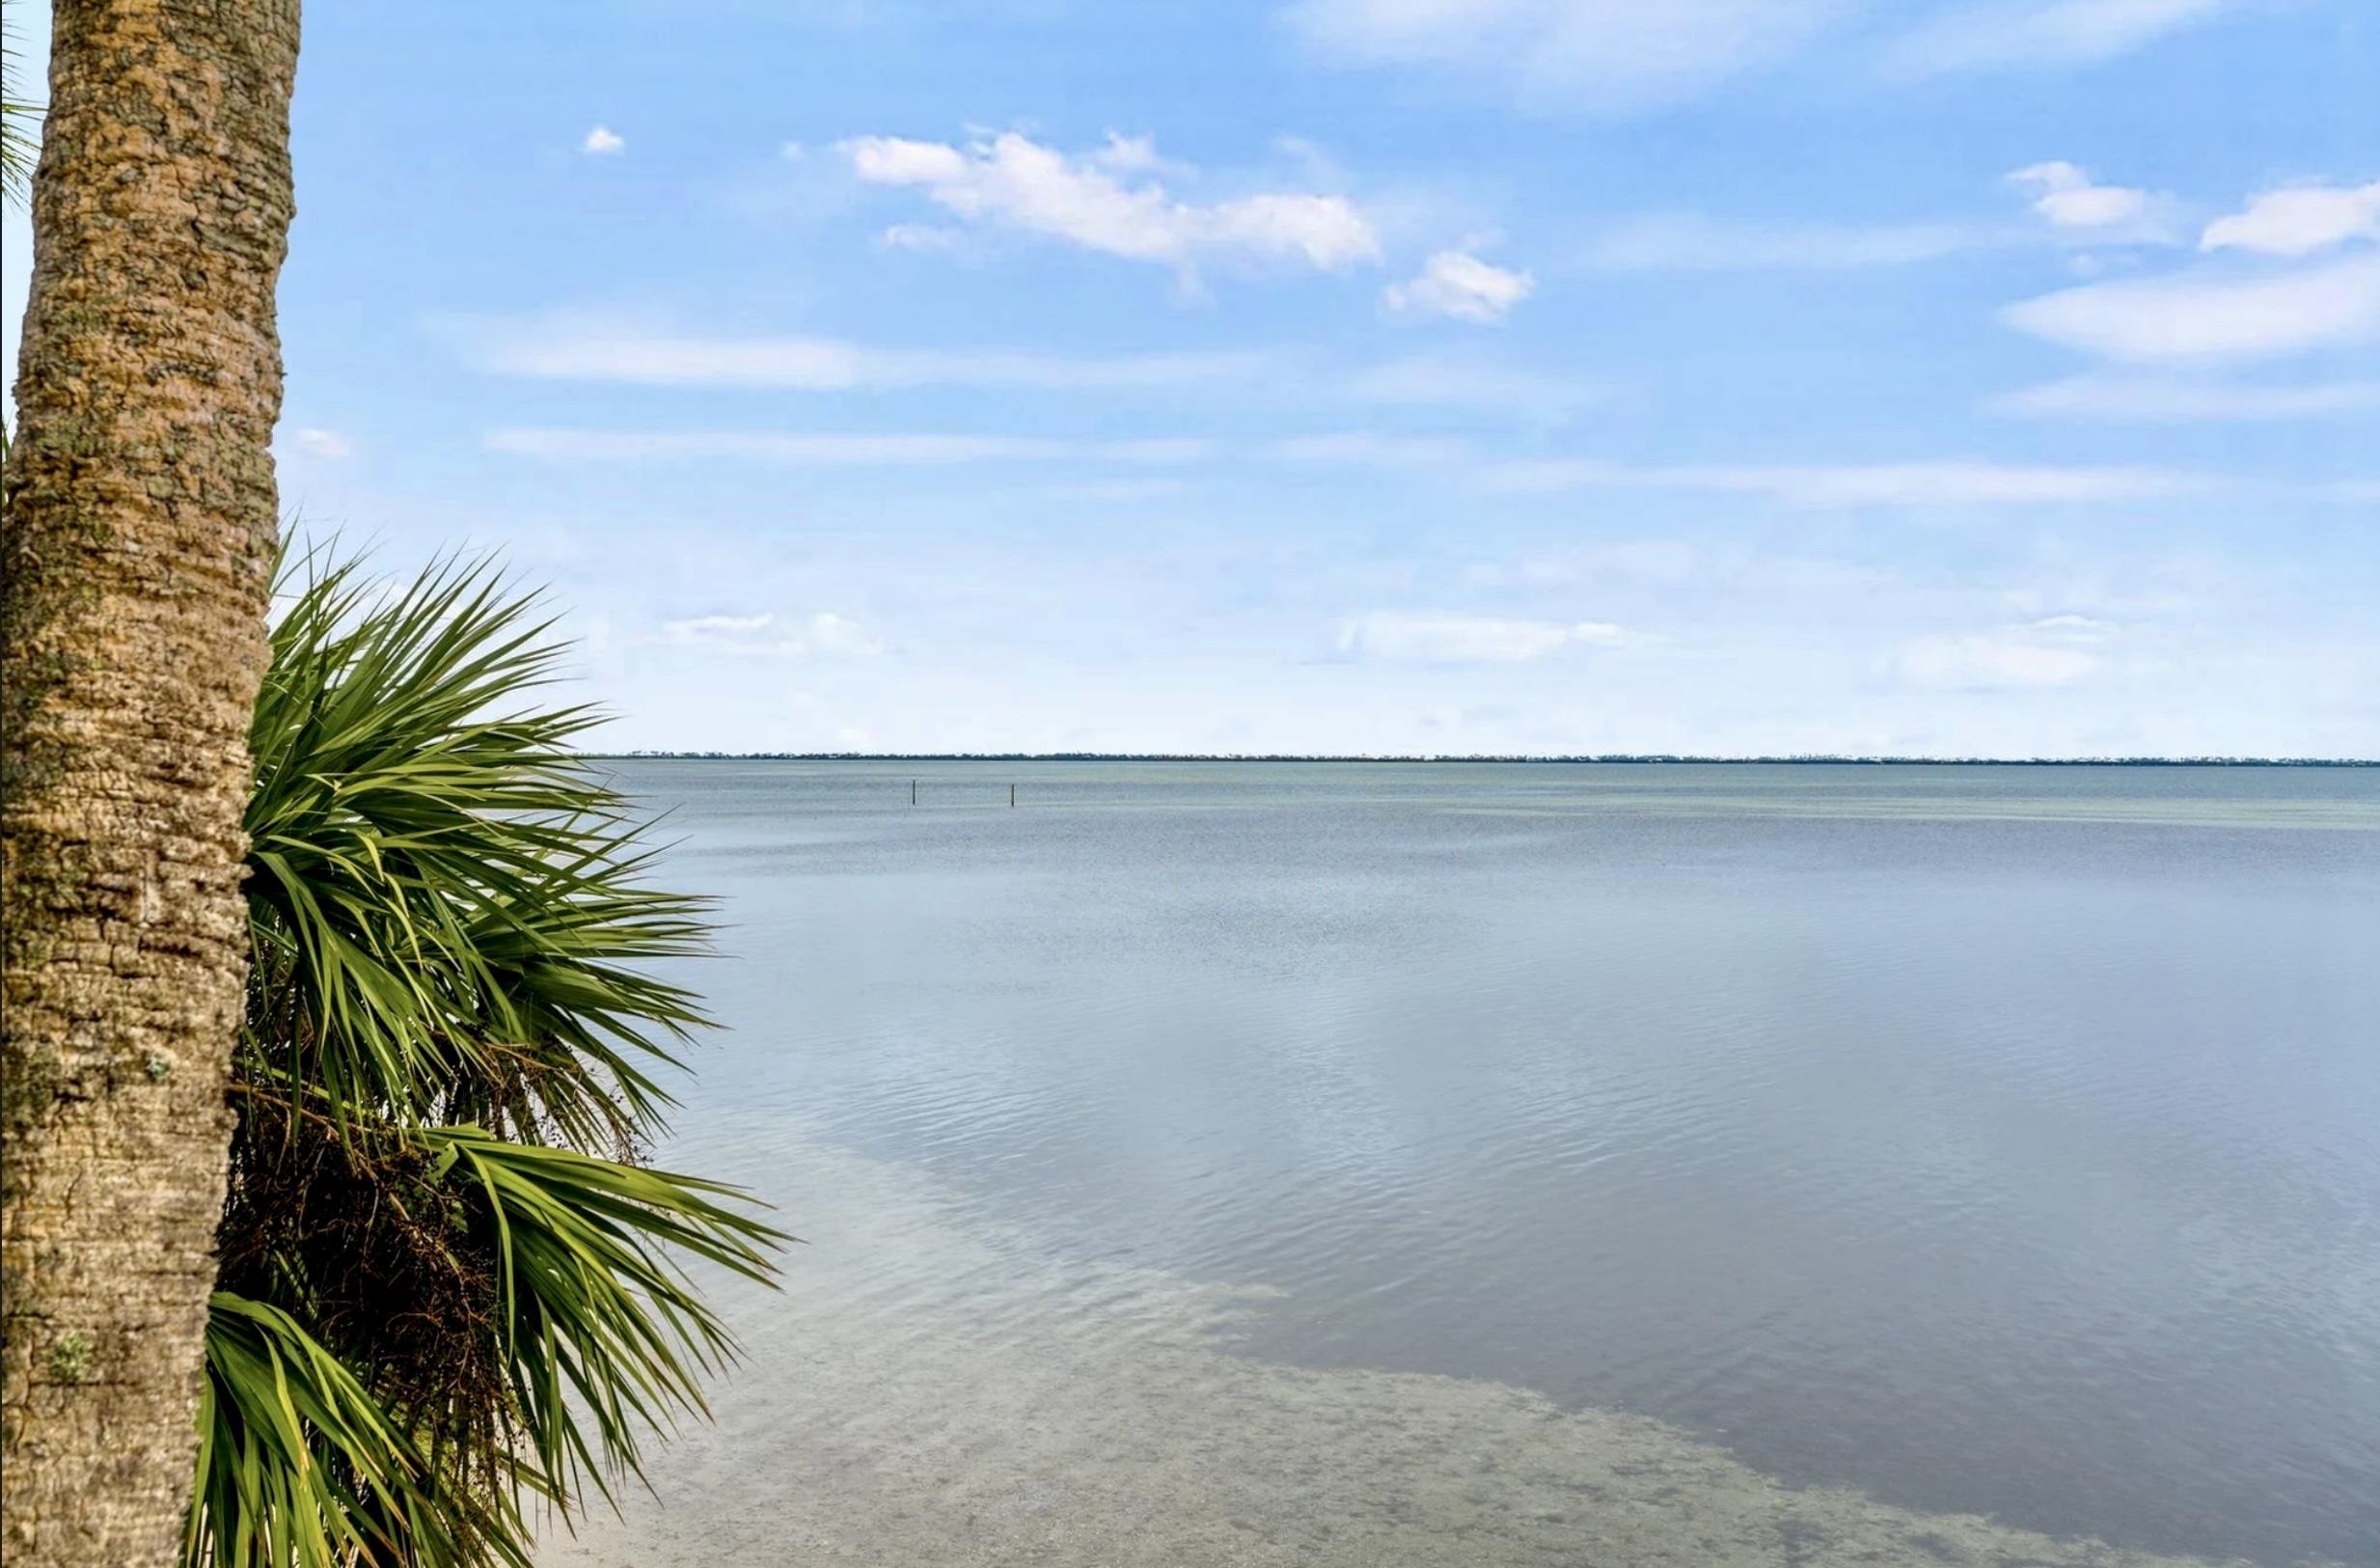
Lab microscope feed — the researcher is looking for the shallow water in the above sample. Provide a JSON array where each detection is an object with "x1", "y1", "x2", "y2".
[{"x1": 545, "y1": 762, "x2": 2380, "y2": 1567}]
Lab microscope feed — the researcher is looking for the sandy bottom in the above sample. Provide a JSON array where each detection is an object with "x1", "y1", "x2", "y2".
[{"x1": 536, "y1": 1130, "x2": 2292, "y2": 1568}]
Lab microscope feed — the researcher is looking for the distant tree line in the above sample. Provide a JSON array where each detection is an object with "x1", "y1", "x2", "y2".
[{"x1": 592, "y1": 752, "x2": 2377, "y2": 767}]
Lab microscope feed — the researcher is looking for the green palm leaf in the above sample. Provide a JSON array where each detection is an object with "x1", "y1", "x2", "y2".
[
  {"x1": 426, "y1": 1127, "x2": 780, "y2": 1507},
  {"x1": 193, "y1": 1291, "x2": 525, "y2": 1568},
  {"x1": 2, "y1": 19, "x2": 39, "y2": 207},
  {"x1": 244, "y1": 551, "x2": 712, "y2": 1145},
  {"x1": 205, "y1": 550, "x2": 785, "y2": 1565}
]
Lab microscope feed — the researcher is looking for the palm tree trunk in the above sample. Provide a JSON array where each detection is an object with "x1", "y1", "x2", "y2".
[{"x1": 1, "y1": 3, "x2": 301, "y2": 1560}]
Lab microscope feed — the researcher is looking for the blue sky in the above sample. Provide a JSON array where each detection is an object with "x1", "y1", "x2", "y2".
[{"x1": 6, "y1": 0, "x2": 2377, "y2": 756}]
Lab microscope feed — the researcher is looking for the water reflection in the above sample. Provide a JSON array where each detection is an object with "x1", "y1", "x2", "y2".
[{"x1": 549, "y1": 763, "x2": 2380, "y2": 1566}]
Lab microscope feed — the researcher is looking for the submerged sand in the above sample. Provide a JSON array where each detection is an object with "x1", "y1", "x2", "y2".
[{"x1": 537, "y1": 1130, "x2": 2307, "y2": 1568}]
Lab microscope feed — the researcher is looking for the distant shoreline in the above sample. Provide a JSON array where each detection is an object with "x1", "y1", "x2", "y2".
[{"x1": 586, "y1": 753, "x2": 2378, "y2": 768}]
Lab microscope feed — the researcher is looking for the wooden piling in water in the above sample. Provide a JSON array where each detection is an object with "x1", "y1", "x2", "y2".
[{"x1": 1010, "y1": 784, "x2": 1017, "y2": 809}]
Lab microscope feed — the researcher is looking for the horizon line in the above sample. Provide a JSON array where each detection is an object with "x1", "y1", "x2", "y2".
[{"x1": 581, "y1": 752, "x2": 2380, "y2": 767}]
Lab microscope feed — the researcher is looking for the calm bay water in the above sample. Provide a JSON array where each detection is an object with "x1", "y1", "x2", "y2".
[{"x1": 549, "y1": 762, "x2": 2380, "y2": 1568}]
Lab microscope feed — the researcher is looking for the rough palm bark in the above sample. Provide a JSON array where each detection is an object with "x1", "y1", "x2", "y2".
[{"x1": 1, "y1": 2, "x2": 302, "y2": 1562}]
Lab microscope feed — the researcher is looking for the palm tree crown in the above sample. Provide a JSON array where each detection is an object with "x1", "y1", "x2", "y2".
[{"x1": 193, "y1": 555, "x2": 780, "y2": 1567}]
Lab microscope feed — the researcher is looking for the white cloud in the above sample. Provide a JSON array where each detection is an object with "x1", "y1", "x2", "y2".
[
  {"x1": 2024, "y1": 613, "x2": 2120, "y2": 638},
  {"x1": 458, "y1": 314, "x2": 1593, "y2": 412},
  {"x1": 1575, "y1": 214, "x2": 1998, "y2": 271},
  {"x1": 1741, "y1": 462, "x2": 2197, "y2": 506},
  {"x1": 2201, "y1": 179, "x2": 2380, "y2": 258},
  {"x1": 1464, "y1": 540, "x2": 1701, "y2": 590},
  {"x1": 470, "y1": 322, "x2": 1276, "y2": 391},
  {"x1": 581, "y1": 125, "x2": 625, "y2": 155},
  {"x1": 1270, "y1": 433, "x2": 1473, "y2": 466},
  {"x1": 1288, "y1": 0, "x2": 1851, "y2": 113},
  {"x1": 845, "y1": 137, "x2": 968, "y2": 184},
  {"x1": 1381, "y1": 250, "x2": 1535, "y2": 322},
  {"x1": 1887, "y1": 0, "x2": 2229, "y2": 76},
  {"x1": 1198, "y1": 193, "x2": 1384, "y2": 269},
  {"x1": 1340, "y1": 354, "x2": 1597, "y2": 411},
  {"x1": 655, "y1": 611, "x2": 885, "y2": 658},
  {"x1": 2006, "y1": 161, "x2": 2150, "y2": 228},
  {"x1": 659, "y1": 613, "x2": 776, "y2": 642},
  {"x1": 1042, "y1": 478, "x2": 1195, "y2": 504},
  {"x1": 877, "y1": 223, "x2": 968, "y2": 253},
  {"x1": 806, "y1": 612, "x2": 884, "y2": 656},
  {"x1": 840, "y1": 131, "x2": 1381, "y2": 278},
  {"x1": 487, "y1": 428, "x2": 1215, "y2": 467},
  {"x1": 1476, "y1": 457, "x2": 2202, "y2": 506},
  {"x1": 1990, "y1": 374, "x2": 2380, "y2": 421},
  {"x1": 486, "y1": 423, "x2": 2218, "y2": 507},
  {"x1": 1898, "y1": 618, "x2": 2114, "y2": 690},
  {"x1": 1337, "y1": 612, "x2": 1631, "y2": 664},
  {"x1": 1104, "y1": 438, "x2": 1217, "y2": 464},
  {"x1": 2003, "y1": 255, "x2": 2380, "y2": 361},
  {"x1": 1088, "y1": 132, "x2": 1183, "y2": 177},
  {"x1": 287, "y1": 427, "x2": 355, "y2": 459},
  {"x1": 1575, "y1": 166, "x2": 2175, "y2": 273}
]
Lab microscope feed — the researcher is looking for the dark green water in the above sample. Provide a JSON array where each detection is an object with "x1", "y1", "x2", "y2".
[{"x1": 553, "y1": 762, "x2": 2380, "y2": 1567}]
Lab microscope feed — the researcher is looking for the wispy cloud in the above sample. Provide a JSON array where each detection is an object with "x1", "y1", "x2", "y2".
[
  {"x1": 1287, "y1": 0, "x2": 1851, "y2": 113},
  {"x1": 1897, "y1": 616, "x2": 2115, "y2": 690},
  {"x1": 1270, "y1": 433, "x2": 1473, "y2": 466},
  {"x1": 1886, "y1": 0, "x2": 2230, "y2": 76},
  {"x1": 486, "y1": 428, "x2": 1215, "y2": 467},
  {"x1": 581, "y1": 125, "x2": 625, "y2": 155},
  {"x1": 1040, "y1": 478, "x2": 1196, "y2": 505},
  {"x1": 1337, "y1": 611, "x2": 1631, "y2": 664},
  {"x1": 875, "y1": 223, "x2": 971, "y2": 253},
  {"x1": 1339, "y1": 353, "x2": 1597, "y2": 412},
  {"x1": 655, "y1": 610, "x2": 885, "y2": 657},
  {"x1": 453, "y1": 314, "x2": 1591, "y2": 413},
  {"x1": 1574, "y1": 214, "x2": 2002, "y2": 272},
  {"x1": 488, "y1": 426, "x2": 2221, "y2": 508},
  {"x1": 2003, "y1": 254, "x2": 2380, "y2": 361},
  {"x1": 840, "y1": 130, "x2": 1380, "y2": 280},
  {"x1": 1463, "y1": 540, "x2": 1702, "y2": 590},
  {"x1": 2201, "y1": 179, "x2": 2380, "y2": 258},
  {"x1": 657, "y1": 613, "x2": 775, "y2": 644},
  {"x1": 1476, "y1": 457, "x2": 2207, "y2": 506},
  {"x1": 285, "y1": 427, "x2": 356, "y2": 459},
  {"x1": 1381, "y1": 249, "x2": 1535, "y2": 322},
  {"x1": 1575, "y1": 163, "x2": 2180, "y2": 274},
  {"x1": 468, "y1": 321, "x2": 1277, "y2": 391},
  {"x1": 1990, "y1": 373, "x2": 2380, "y2": 421},
  {"x1": 2006, "y1": 160, "x2": 2153, "y2": 229}
]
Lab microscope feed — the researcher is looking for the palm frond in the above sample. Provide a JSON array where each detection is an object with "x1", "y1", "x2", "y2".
[
  {"x1": 193, "y1": 1292, "x2": 531, "y2": 1568},
  {"x1": 2, "y1": 20, "x2": 41, "y2": 207},
  {"x1": 425, "y1": 1126, "x2": 781, "y2": 1509},
  {"x1": 245, "y1": 551, "x2": 713, "y2": 1146},
  {"x1": 212, "y1": 1102, "x2": 784, "y2": 1562},
  {"x1": 211, "y1": 549, "x2": 783, "y2": 1563}
]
